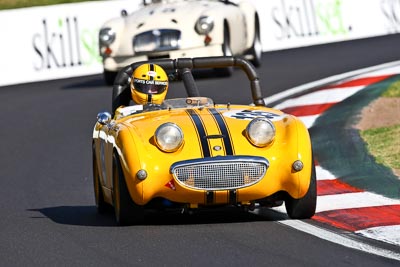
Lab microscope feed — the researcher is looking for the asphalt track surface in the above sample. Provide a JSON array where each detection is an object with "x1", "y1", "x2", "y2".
[{"x1": 1, "y1": 34, "x2": 399, "y2": 266}]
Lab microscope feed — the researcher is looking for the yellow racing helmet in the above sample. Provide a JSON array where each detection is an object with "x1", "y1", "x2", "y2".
[{"x1": 130, "y1": 63, "x2": 169, "y2": 105}]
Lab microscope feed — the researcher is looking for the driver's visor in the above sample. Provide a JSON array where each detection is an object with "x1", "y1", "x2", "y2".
[{"x1": 133, "y1": 78, "x2": 167, "y2": 94}]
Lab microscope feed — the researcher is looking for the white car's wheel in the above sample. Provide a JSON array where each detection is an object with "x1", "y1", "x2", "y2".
[
  {"x1": 215, "y1": 23, "x2": 233, "y2": 77},
  {"x1": 222, "y1": 24, "x2": 232, "y2": 57},
  {"x1": 249, "y1": 16, "x2": 262, "y2": 67}
]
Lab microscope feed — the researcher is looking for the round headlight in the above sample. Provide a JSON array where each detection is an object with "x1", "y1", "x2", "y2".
[
  {"x1": 246, "y1": 118, "x2": 275, "y2": 147},
  {"x1": 155, "y1": 123, "x2": 184, "y2": 152},
  {"x1": 195, "y1": 16, "x2": 214, "y2": 35},
  {"x1": 99, "y1": 27, "x2": 116, "y2": 46}
]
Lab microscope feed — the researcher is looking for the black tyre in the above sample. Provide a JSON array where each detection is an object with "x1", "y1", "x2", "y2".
[
  {"x1": 215, "y1": 23, "x2": 233, "y2": 77},
  {"x1": 112, "y1": 152, "x2": 144, "y2": 225},
  {"x1": 285, "y1": 158, "x2": 317, "y2": 219},
  {"x1": 93, "y1": 144, "x2": 107, "y2": 214},
  {"x1": 248, "y1": 16, "x2": 262, "y2": 68},
  {"x1": 103, "y1": 70, "x2": 117, "y2": 86}
]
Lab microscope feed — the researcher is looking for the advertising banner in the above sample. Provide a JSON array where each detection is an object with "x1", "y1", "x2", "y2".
[
  {"x1": 0, "y1": 0, "x2": 140, "y2": 86},
  {"x1": 0, "y1": 0, "x2": 399, "y2": 87},
  {"x1": 249, "y1": 0, "x2": 400, "y2": 51}
]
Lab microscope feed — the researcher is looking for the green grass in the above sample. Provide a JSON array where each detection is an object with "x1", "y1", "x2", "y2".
[
  {"x1": 0, "y1": 0, "x2": 99, "y2": 10},
  {"x1": 382, "y1": 80, "x2": 400, "y2": 97},
  {"x1": 360, "y1": 79, "x2": 400, "y2": 173},
  {"x1": 361, "y1": 125, "x2": 400, "y2": 169}
]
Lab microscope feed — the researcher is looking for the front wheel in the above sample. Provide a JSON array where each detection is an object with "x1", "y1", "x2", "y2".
[
  {"x1": 285, "y1": 158, "x2": 317, "y2": 219},
  {"x1": 112, "y1": 152, "x2": 144, "y2": 225},
  {"x1": 93, "y1": 144, "x2": 107, "y2": 214}
]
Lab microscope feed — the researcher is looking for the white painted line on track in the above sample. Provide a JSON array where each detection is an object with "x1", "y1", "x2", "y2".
[
  {"x1": 278, "y1": 220, "x2": 400, "y2": 261},
  {"x1": 354, "y1": 65, "x2": 400, "y2": 78},
  {"x1": 260, "y1": 62, "x2": 400, "y2": 258},
  {"x1": 316, "y1": 192, "x2": 400, "y2": 213},
  {"x1": 263, "y1": 60, "x2": 400, "y2": 105},
  {"x1": 315, "y1": 165, "x2": 337, "y2": 180},
  {"x1": 356, "y1": 225, "x2": 400, "y2": 246},
  {"x1": 266, "y1": 193, "x2": 400, "y2": 214},
  {"x1": 297, "y1": 115, "x2": 319, "y2": 129},
  {"x1": 273, "y1": 86, "x2": 364, "y2": 110}
]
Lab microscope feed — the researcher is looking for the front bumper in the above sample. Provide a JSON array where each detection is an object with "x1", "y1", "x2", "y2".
[{"x1": 125, "y1": 153, "x2": 311, "y2": 207}]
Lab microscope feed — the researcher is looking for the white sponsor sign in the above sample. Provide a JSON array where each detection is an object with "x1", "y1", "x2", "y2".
[
  {"x1": 0, "y1": 0, "x2": 140, "y2": 87},
  {"x1": 249, "y1": 0, "x2": 400, "y2": 51},
  {"x1": 0, "y1": 0, "x2": 398, "y2": 87}
]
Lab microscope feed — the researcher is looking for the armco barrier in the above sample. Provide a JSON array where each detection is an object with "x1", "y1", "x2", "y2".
[{"x1": 0, "y1": 0, "x2": 398, "y2": 87}]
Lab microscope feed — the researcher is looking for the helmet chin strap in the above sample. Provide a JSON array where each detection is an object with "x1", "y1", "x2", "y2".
[{"x1": 147, "y1": 94, "x2": 152, "y2": 104}]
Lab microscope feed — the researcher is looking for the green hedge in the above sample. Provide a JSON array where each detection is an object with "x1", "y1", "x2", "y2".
[{"x1": 0, "y1": 0, "x2": 101, "y2": 10}]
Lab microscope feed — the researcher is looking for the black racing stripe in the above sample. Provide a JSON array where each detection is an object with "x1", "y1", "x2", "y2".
[
  {"x1": 147, "y1": 94, "x2": 152, "y2": 103},
  {"x1": 149, "y1": 63, "x2": 154, "y2": 80},
  {"x1": 209, "y1": 108, "x2": 234, "y2": 155},
  {"x1": 186, "y1": 109, "x2": 210, "y2": 158},
  {"x1": 205, "y1": 191, "x2": 214, "y2": 204},
  {"x1": 228, "y1": 190, "x2": 237, "y2": 204}
]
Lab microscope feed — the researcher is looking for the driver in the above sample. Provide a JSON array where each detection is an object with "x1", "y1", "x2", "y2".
[{"x1": 130, "y1": 63, "x2": 169, "y2": 108}]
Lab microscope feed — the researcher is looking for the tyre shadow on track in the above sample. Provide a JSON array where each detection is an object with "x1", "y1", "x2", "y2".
[{"x1": 28, "y1": 205, "x2": 288, "y2": 227}]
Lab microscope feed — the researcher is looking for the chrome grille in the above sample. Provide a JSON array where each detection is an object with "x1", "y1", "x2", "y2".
[
  {"x1": 170, "y1": 156, "x2": 268, "y2": 190},
  {"x1": 133, "y1": 29, "x2": 181, "y2": 53}
]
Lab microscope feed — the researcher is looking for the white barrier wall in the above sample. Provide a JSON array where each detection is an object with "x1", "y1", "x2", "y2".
[
  {"x1": 0, "y1": 0, "x2": 139, "y2": 87},
  {"x1": 250, "y1": 0, "x2": 400, "y2": 51},
  {"x1": 0, "y1": 0, "x2": 399, "y2": 87}
]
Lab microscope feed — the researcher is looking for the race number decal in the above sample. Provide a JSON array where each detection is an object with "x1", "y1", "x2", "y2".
[{"x1": 223, "y1": 109, "x2": 284, "y2": 121}]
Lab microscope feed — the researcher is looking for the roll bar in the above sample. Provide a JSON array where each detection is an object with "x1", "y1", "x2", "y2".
[{"x1": 112, "y1": 56, "x2": 265, "y2": 113}]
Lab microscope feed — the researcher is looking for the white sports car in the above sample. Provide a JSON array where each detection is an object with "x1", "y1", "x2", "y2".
[{"x1": 99, "y1": 0, "x2": 262, "y2": 85}]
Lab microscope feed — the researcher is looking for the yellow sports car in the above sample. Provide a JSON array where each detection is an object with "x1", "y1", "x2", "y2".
[{"x1": 92, "y1": 56, "x2": 316, "y2": 225}]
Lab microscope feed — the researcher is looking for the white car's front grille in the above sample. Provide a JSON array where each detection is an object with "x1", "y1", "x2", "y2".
[
  {"x1": 133, "y1": 29, "x2": 181, "y2": 53},
  {"x1": 170, "y1": 156, "x2": 269, "y2": 191}
]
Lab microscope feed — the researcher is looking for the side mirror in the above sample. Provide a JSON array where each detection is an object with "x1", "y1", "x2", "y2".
[{"x1": 97, "y1": 112, "x2": 112, "y2": 125}]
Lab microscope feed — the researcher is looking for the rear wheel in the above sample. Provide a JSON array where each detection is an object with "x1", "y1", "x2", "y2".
[
  {"x1": 112, "y1": 152, "x2": 144, "y2": 225},
  {"x1": 93, "y1": 145, "x2": 107, "y2": 214},
  {"x1": 285, "y1": 158, "x2": 317, "y2": 219}
]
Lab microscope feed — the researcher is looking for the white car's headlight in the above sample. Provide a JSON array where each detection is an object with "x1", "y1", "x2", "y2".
[
  {"x1": 99, "y1": 27, "x2": 116, "y2": 46},
  {"x1": 155, "y1": 123, "x2": 184, "y2": 152},
  {"x1": 246, "y1": 118, "x2": 275, "y2": 147},
  {"x1": 195, "y1": 16, "x2": 214, "y2": 35}
]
